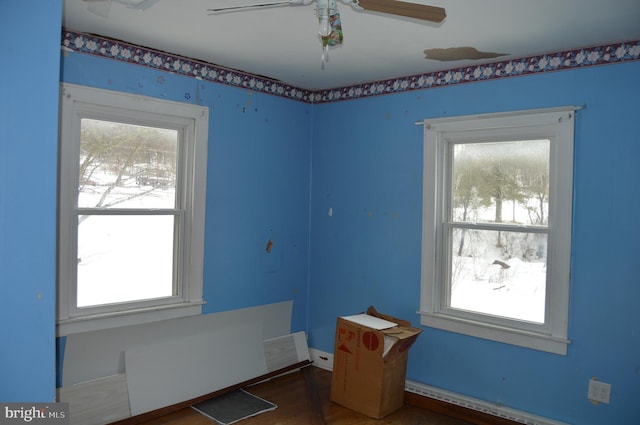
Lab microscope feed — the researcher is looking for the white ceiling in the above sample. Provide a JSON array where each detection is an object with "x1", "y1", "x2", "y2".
[{"x1": 63, "y1": 0, "x2": 640, "y2": 90}]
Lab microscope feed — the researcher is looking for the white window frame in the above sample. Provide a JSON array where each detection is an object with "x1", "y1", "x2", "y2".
[
  {"x1": 58, "y1": 83, "x2": 208, "y2": 336},
  {"x1": 419, "y1": 107, "x2": 578, "y2": 355}
]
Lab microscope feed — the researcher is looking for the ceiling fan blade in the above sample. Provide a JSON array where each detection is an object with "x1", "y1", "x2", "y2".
[
  {"x1": 208, "y1": 0, "x2": 304, "y2": 13},
  {"x1": 356, "y1": 0, "x2": 446, "y2": 23}
]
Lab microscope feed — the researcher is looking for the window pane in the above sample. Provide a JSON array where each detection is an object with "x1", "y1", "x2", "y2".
[
  {"x1": 449, "y1": 228, "x2": 547, "y2": 323},
  {"x1": 77, "y1": 215, "x2": 175, "y2": 307},
  {"x1": 452, "y1": 140, "x2": 549, "y2": 225},
  {"x1": 79, "y1": 119, "x2": 178, "y2": 209}
]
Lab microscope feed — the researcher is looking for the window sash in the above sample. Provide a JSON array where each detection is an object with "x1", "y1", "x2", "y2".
[
  {"x1": 419, "y1": 107, "x2": 576, "y2": 355},
  {"x1": 436, "y1": 224, "x2": 552, "y2": 334},
  {"x1": 69, "y1": 210, "x2": 184, "y2": 317},
  {"x1": 70, "y1": 117, "x2": 188, "y2": 315}
]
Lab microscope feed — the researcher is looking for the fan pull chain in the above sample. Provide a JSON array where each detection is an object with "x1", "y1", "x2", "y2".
[{"x1": 321, "y1": 39, "x2": 330, "y2": 69}]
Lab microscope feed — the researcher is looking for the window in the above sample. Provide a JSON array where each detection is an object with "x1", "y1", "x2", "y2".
[
  {"x1": 58, "y1": 83, "x2": 208, "y2": 335},
  {"x1": 419, "y1": 107, "x2": 577, "y2": 355}
]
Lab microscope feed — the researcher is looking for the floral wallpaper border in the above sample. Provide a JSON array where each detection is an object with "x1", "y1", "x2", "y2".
[{"x1": 62, "y1": 30, "x2": 640, "y2": 104}]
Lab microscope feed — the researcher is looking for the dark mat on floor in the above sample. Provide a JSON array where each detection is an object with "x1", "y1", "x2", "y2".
[{"x1": 191, "y1": 389, "x2": 277, "y2": 425}]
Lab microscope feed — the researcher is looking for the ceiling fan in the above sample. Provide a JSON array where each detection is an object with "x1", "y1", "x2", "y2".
[{"x1": 208, "y1": 0, "x2": 446, "y2": 67}]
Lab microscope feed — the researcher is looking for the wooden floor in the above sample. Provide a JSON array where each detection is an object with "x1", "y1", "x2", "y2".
[{"x1": 136, "y1": 366, "x2": 474, "y2": 425}]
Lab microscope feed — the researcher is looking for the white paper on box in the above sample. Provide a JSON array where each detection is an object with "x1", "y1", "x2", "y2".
[{"x1": 341, "y1": 314, "x2": 398, "y2": 330}]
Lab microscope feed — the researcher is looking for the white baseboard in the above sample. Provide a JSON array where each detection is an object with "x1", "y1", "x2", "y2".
[
  {"x1": 309, "y1": 348, "x2": 334, "y2": 371},
  {"x1": 308, "y1": 348, "x2": 568, "y2": 425}
]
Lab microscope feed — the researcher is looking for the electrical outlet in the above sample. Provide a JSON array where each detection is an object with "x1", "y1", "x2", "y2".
[{"x1": 588, "y1": 378, "x2": 611, "y2": 404}]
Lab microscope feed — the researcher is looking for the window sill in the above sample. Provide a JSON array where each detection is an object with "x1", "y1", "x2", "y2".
[
  {"x1": 57, "y1": 301, "x2": 205, "y2": 336},
  {"x1": 418, "y1": 311, "x2": 570, "y2": 355}
]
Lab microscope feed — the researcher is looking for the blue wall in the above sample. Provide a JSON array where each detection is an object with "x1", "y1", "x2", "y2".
[
  {"x1": 0, "y1": 0, "x2": 62, "y2": 402},
  {"x1": 308, "y1": 62, "x2": 640, "y2": 424},
  {"x1": 200, "y1": 84, "x2": 312, "y2": 332}
]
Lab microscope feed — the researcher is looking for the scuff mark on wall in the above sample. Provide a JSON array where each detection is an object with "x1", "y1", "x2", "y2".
[{"x1": 261, "y1": 234, "x2": 282, "y2": 274}]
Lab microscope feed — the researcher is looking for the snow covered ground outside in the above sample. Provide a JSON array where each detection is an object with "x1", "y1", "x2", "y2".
[
  {"x1": 448, "y1": 198, "x2": 547, "y2": 323},
  {"x1": 77, "y1": 178, "x2": 176, "y2": 307},
  {"x1": 450, "y1": 253, "x2": 546, "y2": 323}
]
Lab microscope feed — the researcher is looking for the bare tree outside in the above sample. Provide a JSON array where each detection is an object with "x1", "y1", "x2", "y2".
[{"x1": 79, "y1": 119, "x2": 177, "y2": 209}]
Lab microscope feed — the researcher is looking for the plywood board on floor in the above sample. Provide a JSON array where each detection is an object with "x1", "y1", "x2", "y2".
[
  {"x1": 264, "y1": 331, "x2": 310, "y2": 372},
  {"x1": 57, "y1": 374, "x2": 130, "y2": 425},
  {"x1": 125, "y1": 320, "x2": 268, "y2": 416}
]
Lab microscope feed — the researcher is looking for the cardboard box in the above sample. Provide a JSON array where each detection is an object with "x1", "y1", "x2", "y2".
[{"x1": 330, "y1": 306, "x2": 422, "y2": 418}]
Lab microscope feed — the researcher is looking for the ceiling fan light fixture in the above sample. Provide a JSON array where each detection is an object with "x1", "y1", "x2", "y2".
[
  {"x1": 318, "y1": 13, "x2": 331, "y2": 37},
  {"x1": 316, "y1": 0, "x2": 338, "y2": 34},
  {"x1": 316, "y1": 0, "x2": 343, "y2": 67}
]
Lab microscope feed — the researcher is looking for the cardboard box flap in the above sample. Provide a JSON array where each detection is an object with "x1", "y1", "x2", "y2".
[
  {"x1": 381, "y1": 326, "x2": 421, "y2": 340},
  {"x1": 383, "y1": 332, "x2": 420, "y2": 360},
  {"x1": 366, "y1": 306, "x2": 412, "y2": 328}
]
